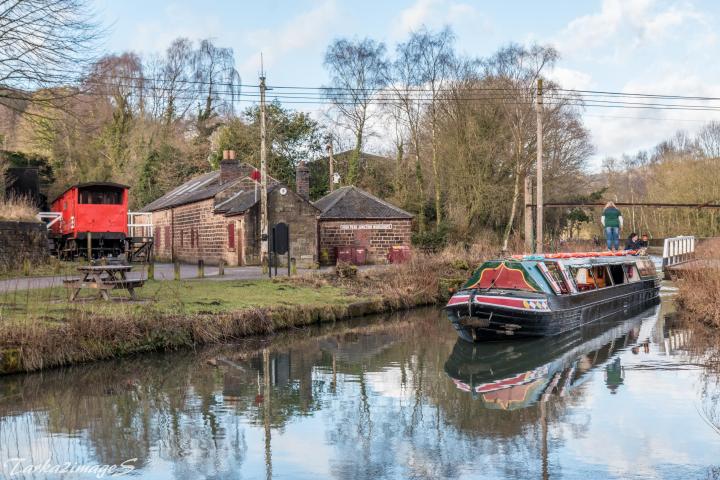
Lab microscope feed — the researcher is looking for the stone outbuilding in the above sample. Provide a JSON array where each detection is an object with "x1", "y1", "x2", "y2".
[
  {"x1": 142, "y1": 158, "x2": 319, "y2": 267},
  {"x1": 314, "y1": 186, "x2": 413, "y2": 265}
]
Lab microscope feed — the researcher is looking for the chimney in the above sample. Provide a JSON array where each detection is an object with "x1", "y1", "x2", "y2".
[
  {"x1": 220, "y1": 150, "x2": 241, "y2": 184},
  {"x1": 296, "y1": 161, "x2": 310, "y2": 200}
]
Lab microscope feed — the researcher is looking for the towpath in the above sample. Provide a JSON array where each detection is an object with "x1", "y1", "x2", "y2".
[{"x1": 0, "y1": 263, "x2": 385, "y2": 292}]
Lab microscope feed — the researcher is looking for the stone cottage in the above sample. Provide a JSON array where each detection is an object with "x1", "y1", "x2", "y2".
[
  {"x1": 142, "y1": 155, "x2": 319, "y2": 267},
  {"x1": 315, "y1": 186, "x2": 413, "y2": 265}
]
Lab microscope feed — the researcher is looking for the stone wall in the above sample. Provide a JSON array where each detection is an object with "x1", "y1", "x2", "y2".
[
  {"x1": 318, "y1": 219, "x2": 412, "y2": 265},
  {"x1": 267, "y1": 187, "x2": 318, "y2": 267},
  {"x1": 0, "y1": 221, "x2": 48, "y2": 270}
]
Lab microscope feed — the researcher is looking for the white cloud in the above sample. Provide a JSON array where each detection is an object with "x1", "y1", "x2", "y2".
[
  {"x1": 556, "y1": 0, "x2": 709, "y2": 59},
  {"x1": 584, "y1": 74, "x2": 720, "y2": 165},
  {"x1": 395, "y1": 0, "x2": 488, "y2": 38},
  {"x1": 548, "y1": 67, "x2": 595, "y2": 90},
  {"x1": 241, "y1": 0, "x2": 338, "y2": 73},
  {"x1": 126, "y1": 6, "x2": 223, "y2": 53}
]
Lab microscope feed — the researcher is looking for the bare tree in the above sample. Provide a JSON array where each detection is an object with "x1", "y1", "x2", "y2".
[
  {"x1": 0, "y1": 0, "x2": 100, "y2": 110},
  {"x1": 483, "y1": 43, "x2": 558, "y2": 252},
  {"x1": 391, "y1": 36, "x2": 426, "y2": 230},
  {"x1": 192, "y1": 39, "x2": 241, "y2": 138},
  {"x1": 84, "y1": 53, "x2": 144, "y2": 173},
  {"x1": 698, "y1": 121, "x2": 720, "y2": 159},
  {"x1": 405, "y1": 27, "x2": 456, "y2": 229},
  {"x1": 324, "y1": 38, "x2": 388, "y2": 185}
]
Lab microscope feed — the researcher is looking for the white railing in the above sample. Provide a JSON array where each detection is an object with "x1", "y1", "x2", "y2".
[
  {"x1": 662, "y1": 235, "x2": 695, "y2": 268},
  {"x1": 36, "y1": 212, "x2": 62, "y2": 229},
  {"x1": 128, "y1": 212, "x2": 153, "y2": 237}
]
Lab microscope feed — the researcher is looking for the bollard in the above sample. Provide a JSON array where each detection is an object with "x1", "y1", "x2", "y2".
[
  {"x1": 148, "y1": 261, "x2": 155, "y2": 281},
  {"x1": 174, "y1": 261, "x2": 181, "y2": 281},
  {"x1": 198, "y1": 259, "x2": 204, "y2": 278},
  {"x1": 218, "y1": 259, "x2": 225, "y2": 276},
  {"x1": 87, "y1": 233, "x2": 92, "y2": 262}
]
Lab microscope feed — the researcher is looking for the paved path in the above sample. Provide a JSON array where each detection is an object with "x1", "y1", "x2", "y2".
[{"x1": 0, "y1": 263, "x2": 386, "y2": 292}]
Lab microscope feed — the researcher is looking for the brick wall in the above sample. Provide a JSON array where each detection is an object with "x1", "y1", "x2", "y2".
[
  {"x1": 151, "y1": 200, "x2": 244, "y2": 266},
  {"x1": 150, "y1": 187, "x2": 319, "y2": 267},
  {"x1": 318, "y1": 219, "x2": 411, "y2": 265},
  {"x1": 0, "y1": 221, "x2": 48, "y2": 270}
]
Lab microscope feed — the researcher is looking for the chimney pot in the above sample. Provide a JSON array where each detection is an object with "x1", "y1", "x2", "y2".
[{"x1": 229, "y1": 150, "x2": 236, "y2": 160}]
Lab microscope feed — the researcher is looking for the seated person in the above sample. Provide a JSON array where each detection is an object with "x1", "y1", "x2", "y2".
[
  {"x1": 638, "y1": 234, "x2": 649, "y2": 248},
  {"x1": 625, "y1": 233, "x2": 642, "y2": 250}
]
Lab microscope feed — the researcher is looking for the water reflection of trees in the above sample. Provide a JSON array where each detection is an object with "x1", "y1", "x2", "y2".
[{"x1": 0, "y1": 306, "x2": 676, "y2": 479}]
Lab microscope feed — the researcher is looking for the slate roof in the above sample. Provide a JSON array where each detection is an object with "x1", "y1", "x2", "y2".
[
  {"x1": 142, "y1": 170, "x2": 226, "y2": 212},
  {"x1": 215, "y1": 183, "x2": 279, "y2": 215},
  {"x1": 142, "y1": 165, "x2": 318, "y2": 216},
  {"x1": 314, "y1": 186, "x2": 413, "y2": 220}
]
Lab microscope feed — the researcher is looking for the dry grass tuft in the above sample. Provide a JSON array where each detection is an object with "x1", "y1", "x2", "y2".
[
  {"x1": 0, "y1": 195, "x2": 39, "y2": 222},
  {"x1": 676, "y1": 238, "x2": 720, "y2": 327}
]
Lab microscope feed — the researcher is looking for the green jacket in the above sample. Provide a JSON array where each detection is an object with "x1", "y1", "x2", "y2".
[{"x1": 603, "y1": 207, "x2": 622, "y2": 228}]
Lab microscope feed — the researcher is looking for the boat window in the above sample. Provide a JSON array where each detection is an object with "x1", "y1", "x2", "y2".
[
  {"x1": 609, "y1": 264, "x2": 626, "y2": 285},
  {"x1": 571, "y1": 266, "x2": 596, "y2": 292},
  {"x1": 78, "y1": 186, "x2": 123, "y2": 205},
  {"x1": 625, "y1": 264, "x2": 641, "y2": 283},
  {"x1": 540, "y1": 262, "x2": 570, "y2": 294},
  {"x1": 636, "y1": 259, "x2": 656, "y2": 277},
  {"x1": 591, "y1": 265, "x2": 612, "y2": 288}
]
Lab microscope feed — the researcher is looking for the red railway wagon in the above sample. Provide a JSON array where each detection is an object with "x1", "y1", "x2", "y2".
[{"x1": 50, "y1": 182, "x2": 130, "y2": 258}]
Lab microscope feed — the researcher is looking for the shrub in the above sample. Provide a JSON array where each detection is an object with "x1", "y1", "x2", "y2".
[{"x1": 412, "y1": 224, "x2": 449, "y2": 252}]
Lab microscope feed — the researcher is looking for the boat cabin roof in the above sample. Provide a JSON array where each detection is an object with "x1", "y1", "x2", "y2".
[
  {"x1": 462, "y1": 251, "x2": 656, "y2": 294},
  {"x1": 510, "y1": 251, "x2": 643, "y2": 267}
]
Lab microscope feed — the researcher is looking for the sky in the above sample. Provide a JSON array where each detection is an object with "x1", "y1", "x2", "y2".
[{"x1": 92, "y1": 0, "x2": 720, "y2": 167}]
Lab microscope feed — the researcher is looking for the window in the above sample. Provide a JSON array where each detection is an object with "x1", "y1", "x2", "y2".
[
  {"x1": 78, "y1": 186, "x2": 123, "y2": 204},
  {"x1": 540, "y1": 262, "x2": 570, "y2": 294},
  {"x1": 190, "y1": 229, "x2": 195, "y2": 248},
  {"x1": 625, "y1": 264, "x2": 641, "y2": 283},
  {"x1": 609, "y1": 264, "x2": 626, "y2": 285},
  {"x1": 571, "y1": 266, "x2": 595, "y2": 291},
  {"x1": 637, "y1": 259, "x2": 656, "y2": 278},
  {"x1": 592, "y1": 265, "x2": 612, "y2": 288},
  {"x1": 165, "y1": 226, "x2": 170, "y2": 249},
  {"x1": 227, "y1": 223, "x2": 235, "y2": 249}
]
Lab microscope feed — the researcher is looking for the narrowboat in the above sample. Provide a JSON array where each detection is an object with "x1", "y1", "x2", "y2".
[{"x1": 445, "y1": 251, "x2": 660, "y2": 341}]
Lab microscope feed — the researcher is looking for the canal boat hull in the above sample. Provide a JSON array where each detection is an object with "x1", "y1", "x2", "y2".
[{"x1": 445, "y1": 253, "x2": 661, "y2": 341}]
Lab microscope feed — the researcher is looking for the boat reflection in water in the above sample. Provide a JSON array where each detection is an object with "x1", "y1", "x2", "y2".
[{"x1": 444, "y1": 305, "x2": 661, "y2": 410}]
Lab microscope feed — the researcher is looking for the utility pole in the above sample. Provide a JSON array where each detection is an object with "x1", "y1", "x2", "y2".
[
  {"x1": 260, "y1": 67, "x2": 269, "y2": 266},
  {"x1": 327, "y1": 142, "x2": 335, "y2": 192},
  {"x1": 524, "y1": 175, "x2": 533, "y2": 252},
  {"x1": 536, "y1": 78, "x2": 544, "y2": 254}
]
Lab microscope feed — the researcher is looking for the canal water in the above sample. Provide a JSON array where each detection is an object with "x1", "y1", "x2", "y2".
[{"x1": 1, "y1": 287, "x2": 719, "y2": 479}]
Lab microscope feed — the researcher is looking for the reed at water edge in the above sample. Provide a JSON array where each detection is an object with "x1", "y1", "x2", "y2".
[
  {"x1": 0, "y1": 242, "x2": 497, "y2": 375},
  {"x1": 675, "y1": 238, "x2": 720, "y2": 328}
]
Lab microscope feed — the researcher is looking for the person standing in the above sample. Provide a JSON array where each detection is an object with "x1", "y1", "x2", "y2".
[{"x1": 601, "y1": 202, "x2": 623, "y2": 251}]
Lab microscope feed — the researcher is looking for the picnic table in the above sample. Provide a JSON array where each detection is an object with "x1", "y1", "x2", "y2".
[{"x1": 64, "y1": 265, "x2": 144, "y2": 301}]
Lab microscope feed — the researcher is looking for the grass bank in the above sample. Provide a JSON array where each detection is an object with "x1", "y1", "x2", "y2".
[
  {"x1": 0, "y1": 245, "x2": 488, "y2": 374},
  {"x1": 0, "y1": 195, "x2": 38, "y2": 222},
  {"x1": 675, "y1": 239, "x2": 720, "y2": 327}
]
